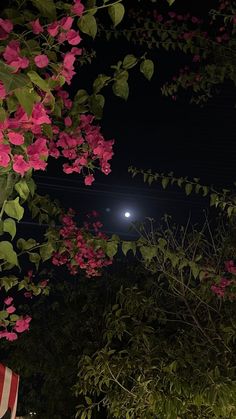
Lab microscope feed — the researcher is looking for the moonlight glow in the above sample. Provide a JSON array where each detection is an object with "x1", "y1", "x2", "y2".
[{"x1": 124, "y1": 211, "x2": 131, "y2": 218}]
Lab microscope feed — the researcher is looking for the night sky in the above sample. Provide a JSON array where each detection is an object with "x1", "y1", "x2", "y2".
[{"x1": 31, "y1": 1, "x2": 236, "y2": 238}]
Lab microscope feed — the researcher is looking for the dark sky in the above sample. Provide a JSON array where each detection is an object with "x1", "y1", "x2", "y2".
[{"x1": 32, "y1": 1, "x2": 236, "y2": 237}]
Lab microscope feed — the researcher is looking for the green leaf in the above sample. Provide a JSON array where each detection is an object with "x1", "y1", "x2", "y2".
[
  {"x1": 0, "y1": 310, "x2": 8, "y2": 320},
  {"x1": 89, "y1": 94, "x2": 105, "y2": 119},
  {"x1": 167, "y1": 0, "x2": 175, "y2": 5},
  {"x1": 93, "y1": 75, "x2": 111, "y2": 93},
  {"x1": 14, "y1": 87, "x2": 35, "y2": 116},
  {"x1": 162, "y1": 177, "x2": 169, "y2": 189},
  {"x1": 3, "y1": 218, "x2": 16, "y2": 240},
  {"x1": 185, "y1": 183, "x2": 193, "y2": 196},
  {"x1": 30, "y1": 0, "x2": 57, "y2": 19},
  {"x1": 15, "y1": 179, "x2": 30, "y2": 201},
  {"x1": 123, "y1": 55, "x2": 137, "y2": 70},
  {"x1": 17, "y1": 238, "x2": 37, "y2": 251},
  {"x1": 106, "y1": 241, "x2": 118, "y2": 258},
  {"x1": 0, "y1": 275, "x2": 18, "y2": 291},
  {"x1": 39, "y1": 242, "x2": 54, "y2": 262},
  {"x1": 112, "y1": 79, "x2": 129, "y2": 100},
  {"x1": 0, "y1": 107, "x2": 6, "y2": 122},
  {"x1": 78, "y1": 14, "x2": 97, "y2": 38},
  {"x1": 27, "y1": 70, "x2": 50, "y2": 92},
  {"x1": 29, "y1": 252, "x2": 41, "y2": 269},
  {"x1": 27, "y1": 179, "x2": 36, "y2": 197},
  {"x1": 108, "y1": 3, "x2": 125, "y2": 27},
  {"x1": 140, "y1": 59, "x2": 154, "y2": 81},
  {"x1": 4, "y1": 198, "x2": 24, "y2": 221},
  {"x1": 121, "y1": 241, "x2": 136, "y2": 256},
  {"x1": 0, "y1": 61, "x2": 30, "y2": 93},
  {"x1": 139, "y1": 245, "x2": 156, "y2": 262},
  {"x1": 0, "y1": 241, "x2": 18, "y2": 266}
]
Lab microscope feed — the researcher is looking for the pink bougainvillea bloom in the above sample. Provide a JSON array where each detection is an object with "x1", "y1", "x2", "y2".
[
  {"x1": 3, "y1": 40, "x2": 29, "y2": 71},
  {"x1": 47, "y1": 21, "x2": 60, "y2": 37},
  {"x1": 0, "y1": 152, "x2": 10, "y2": 167},
  {"x1": 60, "y1": 16, "x2": 74, "y2": 30},
  {"x1": 6, "y1": 305, "x2": 16, "y2": 314},
  {"x1": 8, "y1": 131, "x2": 24, "y2": 145},
  {"x1": 28, "y1": 155, "x2": 47, "y2": 171},
  {"x1": 63, "y1": 52, "x2": 76, "y2": 69},
  {"x1": 14, "y1": 316, "x2": 31, "y2": 333},
  {"x1": 4, "y1": 297, "x2": 13, "y2": 305},
  {"x1": 84, "y1": 174, "x2": 95, "y2": 186},
  {"x1": 71, "y1": 0, "x2": 85, "y2": 16},
  {"x1": 71, "y1": 47, "x2": 82, "y2": 56},
  {"x1": 31, "y1": 103, "x2": 51, "y2": 125},
  {"x1": 30, "y1": 18, "x2": 43, "y2": 34},
  {"x1": 13, "y1": 155, "x2": 30, "y2": 176},
  {"x1": 0, "y1": 18, "x2": 13, "y2": 40},
  {"x1": 27, "y1": 137, "x2": 48, "y2": 157},
  {"x1": 5, "y1": 332, "x2": 18, "y2": 341},
  {"x1": 225, "y1": 260, "x2": 236, "y2": 274},
  {"x1": 34, "y1": 54, "x2": 49, "y2": 68},
  {"x1": 66, "y1": 29, "x2": 82, "y2": 45},
  {"x1": 0, "y1": 82, "x2": 6, "y2": 99},
  {"x1": 211, "y1": 285, "x2": 225, "y2": 297},
  {"x1": 64, "y1": 116, "x2": 72, "y2": 127}
]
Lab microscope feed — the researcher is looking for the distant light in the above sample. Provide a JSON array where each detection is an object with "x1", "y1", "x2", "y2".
[{"x1": 124, "y1": 211, "x2": 131, "y2": 218}]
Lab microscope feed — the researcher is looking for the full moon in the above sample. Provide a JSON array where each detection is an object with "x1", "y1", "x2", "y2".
[{"x1": 124, "y1": 211, "x2": 131, "y2": 218}]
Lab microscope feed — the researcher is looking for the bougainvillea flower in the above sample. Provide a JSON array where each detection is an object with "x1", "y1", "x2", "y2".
[
  {"x1": 14, "y1": 316, "x2": 31, "y2": 333},
  {"x1": 0, "y1": 18, "x2": 13, "y2": 40},
  {"x1": 71, "y1": 0, "x2": 85, "y2": 17},
  {"x1": 8, "y1": 131, "x2": 24, "y2": 145},
  {"x1": 84, "y1": 174, "x2": 95, "y2": 185},
  {"x1": 4, "y1": 297, "x2": 13, "y2": 306},
  {"x1": 30, "y1": 18, "x2": 43, "y2": 34},
  {"x1": 34, "y1": 54, "x2": 49, "y2": 68},
  {"x1": 13, "y1": 155, "x2": 30, "y2": 176}
]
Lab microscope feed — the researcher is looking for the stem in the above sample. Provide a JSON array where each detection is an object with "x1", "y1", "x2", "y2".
[{"x1": 107, "y1": 364, "x2": 136, "y2": 398}]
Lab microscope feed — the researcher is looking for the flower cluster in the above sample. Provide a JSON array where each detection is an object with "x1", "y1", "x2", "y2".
[
  {"x1": 49, "y1": 113, "x2": 114, "y2": 185},
  {"x1": 52, "y1": 209, "x2": 112, "y2": 277},
  {"x1": 0, "y1": 1, "x2": 114, "y2": 185},
  {"x1": 211, "y1": 260, "x2": 236, "y2": 300},
  {"x1": 0, "y1": 296, "x2": 32, "y2": 341}
]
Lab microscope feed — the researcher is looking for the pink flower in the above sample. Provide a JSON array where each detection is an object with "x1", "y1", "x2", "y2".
[
  {"x1": 47, "y1": 21, "x2": 59, "y2": 37},
  {"x1": 71, "y1": 0, "x2": 85, "y2": 17},
  {"x1": 60, "y1": 16, "x2": 74, "y2": 30},
  {"x1": 211, "y1": 285, "x2": 225, "y2": 297},
  {"x1": 84, "y1": 174, "x2": 95, "y2": 186},
  {"x1": 64, "y1": 116, "x2": 72, "y2": 127},
  {"x1": 63, "y1": 52, "x2": 76, "y2": 69},
  {"x1": 225, "y1": 260, "x2": 236, "y2": 275},
  {"x1": 220, "y1": 278, "x2": 231, "y2": 287},
  {"x1": 66, "y1": 29, "x2": 82, "y2": 45},
  {"x1": 28, "y1": 155, "x2": 47, "y2": 171},
  {"x1": 3, "y1": 41, "x2": 29, "y2": 72},
  {"x1": 30, "y1": 18, "x2": 43, "y2": 34},
  {"x1": 27, "y1": 137, "x2": 48, "y2": 157},
  {"x1": 13, "y1": 155, "x2": 30, "y2": 176},
  {"x1": 0, "y1": 18, "x2": 13, "y2": 40},
  {"x1": 8, "y1": 131, "x2": 24, "y2": 145},
  {"x1": 4, "y1": 297, "x2": 13, "y2": 305},
  {"x1": 34, "y1": 54, "x2": 49, "y2": 68},
  {"x1": 6, "y1": 305, "x2": 16, "y2": 314},
  {"x1": 5, "y1": 332, "x2": 18, "y2": 341},
  {"x1": 31, "y1": 103, "x2": 51, "y2": 125},
  {"x1": 14, "y1": 316, "x2": 31, "y2": 333},
  {"x1": 0, "y1": 152, "x2": 10, "y2": 167}
]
